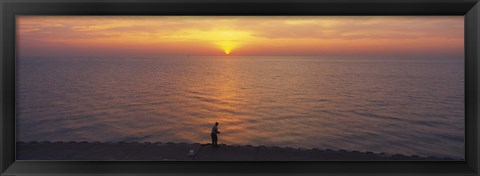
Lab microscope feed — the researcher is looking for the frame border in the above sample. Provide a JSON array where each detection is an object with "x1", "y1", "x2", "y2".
[{"x1": 1, "y1": 0, "x2": 479, "y2": 175}]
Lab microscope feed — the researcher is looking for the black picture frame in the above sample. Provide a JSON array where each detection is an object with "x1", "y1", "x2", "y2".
[{"x1": 1, "y1": 0, "x2": 479, "y2": 175}]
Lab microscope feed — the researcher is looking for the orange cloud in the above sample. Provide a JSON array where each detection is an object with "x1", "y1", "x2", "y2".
[{"x1": 17, "y1": 16, "x2": 463, "y2": 58}]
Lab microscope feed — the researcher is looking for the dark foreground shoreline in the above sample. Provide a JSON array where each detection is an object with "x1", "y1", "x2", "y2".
[{"x1": 17, "y1": 141, "x2": 452, "y2": 161}]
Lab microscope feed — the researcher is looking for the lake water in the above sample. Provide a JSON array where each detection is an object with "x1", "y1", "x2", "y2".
[{"x1": 16, "y1": 56, "x2": 464, "y2": 159}]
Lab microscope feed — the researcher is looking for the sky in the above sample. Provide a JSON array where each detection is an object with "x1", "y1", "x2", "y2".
[{"x1": 17, "y1": 16, "x2": 464, "y2": 58}]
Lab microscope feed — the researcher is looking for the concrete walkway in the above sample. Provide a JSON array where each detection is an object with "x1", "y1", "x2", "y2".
[{"x1": 16, "y1": 142, "x2": 450, "y2": 161}]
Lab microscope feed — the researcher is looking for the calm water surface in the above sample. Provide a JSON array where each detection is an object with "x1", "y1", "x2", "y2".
[{"x1": 16, "y1": 56, "x2": 464, "y2": 159}]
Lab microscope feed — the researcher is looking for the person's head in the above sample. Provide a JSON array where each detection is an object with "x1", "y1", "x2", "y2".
[{"x1": 215, "y1": 122, "x2": 219, "y2": 126}]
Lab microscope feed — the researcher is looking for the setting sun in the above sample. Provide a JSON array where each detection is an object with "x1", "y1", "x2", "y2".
[{"x1": 224, "y1": 49, "x2": 231, "y2": 55}]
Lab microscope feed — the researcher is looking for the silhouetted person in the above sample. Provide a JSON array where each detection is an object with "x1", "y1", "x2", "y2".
[{"x1": 211, "y1": 122, "x2": 220, "y2": 147}]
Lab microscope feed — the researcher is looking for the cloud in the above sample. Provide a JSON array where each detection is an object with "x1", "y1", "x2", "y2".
[{"x1": 16, "y1": 16, "x2": 463, "y2": 57}]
